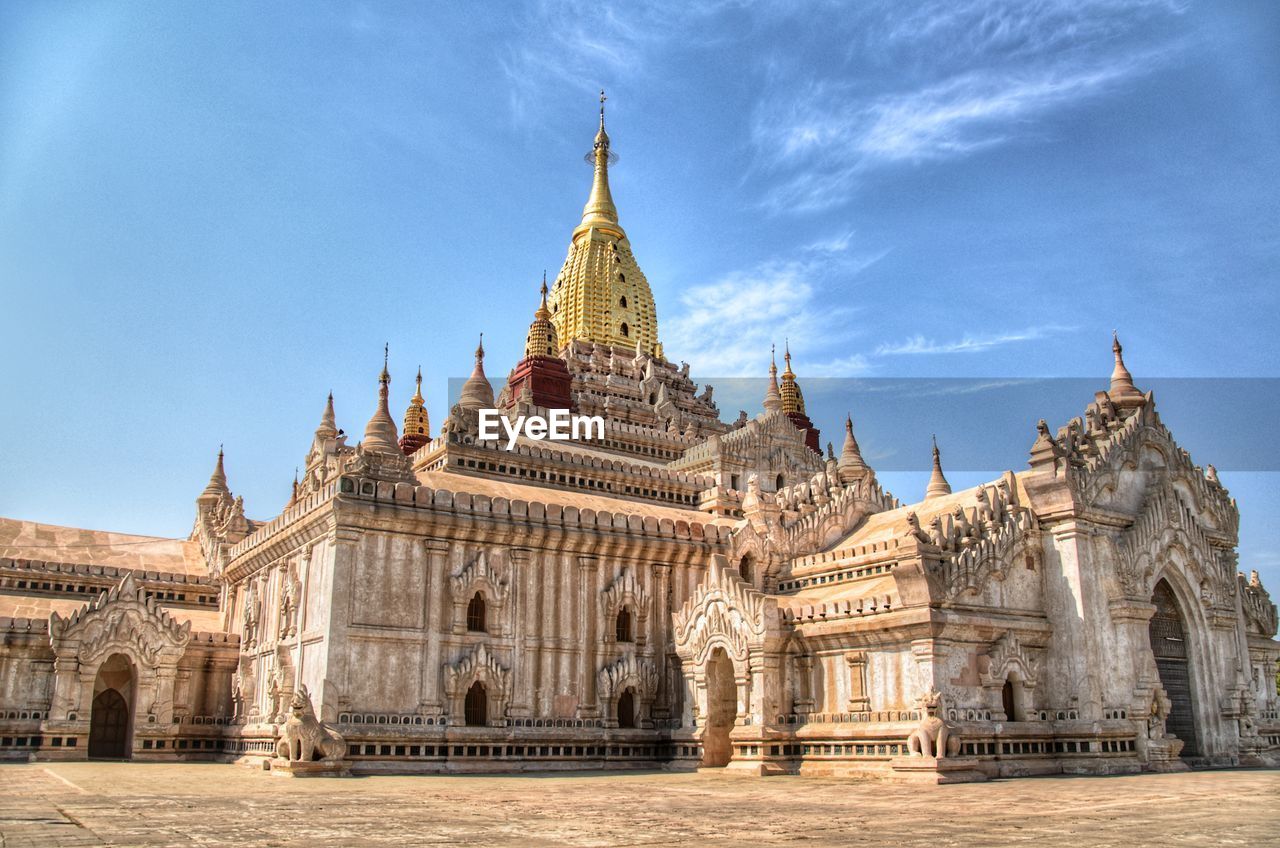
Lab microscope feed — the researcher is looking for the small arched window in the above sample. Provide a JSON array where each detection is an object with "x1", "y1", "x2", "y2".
[
  {"x1": 620, "y1": 322, "x2": 630, "y2": 337},
  {"x1": 739, "y1": 554, "x2": 753, "y2": 583},
  {"x1": 619, "y1": 295, "x2": 627, "y2": 307},
  {"x1": 467, "y1": 592, "x2": 486, "y2": 632},
  {"x1": 417, "y1": 426, "x2": 424, "y2": 434},
  {"x1": 775, "y1": 473, "x2": 785, "y2": 490},
  {"x1": 465, "y1": 681, "x2": 487, "y2": 726},
  {"x1": 616, "y1": 607, "x2": 633, "y2": 643},
  {"x1": 617, "y1": 688, "x2": 636, "y2": 728}
]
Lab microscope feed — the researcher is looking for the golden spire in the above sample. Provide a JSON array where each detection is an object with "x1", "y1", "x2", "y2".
[
  {"x1": 362, "y1": 344, "x2": 401, "y2": 454},
  {"x1": 577, "y1": 89, "x2": 621, "y2": 236},
  {"x1": 525, "y1": 273, "x2": 560, "y2": 358},
  {"x1": 763, "y1": 345, "x2": 783, "y2": 413},
  {"x1": 459, "y1": 333, "x2": 496, "y2": 410},
  {"x1": 1108, "y1": 331, "x2": 1145, "y2": 410},
  {"x1": 402, "y1": 365, "x2": 430, "y2": 440},
  {"x1": 779, "y1": 339, "x2": 806, "y2": 415},
  {"x1": 549, "y1": 93, "x2": 661, "y2": 356},
  {"x1": 925, "y1": 435, "x2": 953, "y2": 500}
]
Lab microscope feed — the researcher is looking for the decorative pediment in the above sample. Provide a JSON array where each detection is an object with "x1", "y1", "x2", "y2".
[
  {"x1": 1113, "y1": 484, "x2": 1230, "y2": 603},
  {"x1": 451, "y1": 550, "x2": 509, "y2": 605},
  {"x1": 981, "y1": 631, "x2": 1039, "y2": 689},
  {"x1": 673, "y1": 554, "x2": 779, "y2": 666},
  {"x1": 601, "y1": 568, "x2": 649, "y2": 630},
  {"x1": 443, "y1": 643, "x2": 509, "y2": 700},
  {"x1": 49, "y1": 572, "x2": 192, "y2": 667},
  {"x1": 597, "y1": 655, "x2": 659, "y2": 702}
]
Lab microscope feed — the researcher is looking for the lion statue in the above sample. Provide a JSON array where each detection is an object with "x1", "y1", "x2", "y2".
[
  {"x1": 275, "y1": 685, "x2": 346, "y2": 763},
  {"x1": 906, "y1": 690, "x2": 961, "y2": 759}
]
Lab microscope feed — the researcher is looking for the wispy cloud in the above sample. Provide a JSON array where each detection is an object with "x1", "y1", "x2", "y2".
[
  {"x1": 665, "y1": 244, "x2": 889, "y2": 377},
  {"x1": 875, "y1": 325, "x2": 1073, "y2": 356},
  {"x1": 752, "y1": 0, "x2": 1188, "y2": 211}
]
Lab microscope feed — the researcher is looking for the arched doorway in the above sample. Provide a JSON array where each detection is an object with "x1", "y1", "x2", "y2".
[
  {"x1": 465, "y1": 681, "x2": 488, "y2": 726},
  {"x1": 617, "y1": 688, "x2": 636, "y2": 728},
  {"x1": 89, "y1": 654, "x2": 133, "y2": 759},
  {"x1": 1148, "y1": 580, "x2": 1199, "y2": 757},
  {"x1": 701, "y1": 647, "x2": 737, "y2": 767}
]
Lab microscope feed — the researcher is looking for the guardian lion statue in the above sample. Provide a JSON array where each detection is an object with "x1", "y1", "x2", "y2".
[
  {"x1": 906, "y1": 690, "x2": 961, "y2": 759},
  {"x1": 275, "y1": 685, "x2": 346, "y2": 763}
]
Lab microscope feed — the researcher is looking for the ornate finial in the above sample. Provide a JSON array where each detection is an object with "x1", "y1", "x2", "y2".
[
  {"x1": 416, "y1": 365, "x2": 422, "y2": 386},
  {"x1": 476, "y1": 333, "x2": 485, "y2": 360},
  {"x1": 785, "y1": 338, "x2": 792, "y2": 367},
  {"x1": 599, "y1": 88, "x2": 607, "y2": 128},
  {"x1": 1109, "y1": 330, "x2": 1144, "y2": 410},
  {"x1": 926, "y1": 435, "x2": 952, "y2": 499}
]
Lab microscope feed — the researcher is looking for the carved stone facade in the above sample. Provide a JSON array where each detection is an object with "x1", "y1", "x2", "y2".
[{"x1": 1, "y1": 111, "x2": 1276, "y2": 782}]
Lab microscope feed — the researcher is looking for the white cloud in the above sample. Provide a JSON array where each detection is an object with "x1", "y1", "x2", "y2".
[
  {"x1": 874, "y1": 325, "x2": 1072, "y2": 356},
  {"x1": 664, "y1": 250, "x2": 886, "y2": 378},
  {"x1": 752, "y1": 1, "x2": 1187, "y2": 211}
]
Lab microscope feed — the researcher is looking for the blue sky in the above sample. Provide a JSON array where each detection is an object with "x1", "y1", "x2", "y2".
[{"x1": 1, "y1": 2, "x2": 1277, "y2": 584}]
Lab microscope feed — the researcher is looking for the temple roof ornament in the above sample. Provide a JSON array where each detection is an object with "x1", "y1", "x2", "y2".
[
  {"x1": 925, "y1": 435, "x2": 953, "y2": 500},
  {"x1": 548, "y1": 93, "x2": 662, "y2": 357},
  {"x1": 779, "y1": 340, "x2": 806, "y2": 415},
  {"x1": 763, "y1": 345, "x2": 783, "y2": 413},
  {"x1": 360, "y1": 344, "x2": 402, "y2": 455},
  {"x1": 524, "y1": 274, "x2": 559, "y2": 358},
  {"x1": 317, "y1": 391, "x2": 338, "y2": 440},
  {"x1": 199, "y1": 446, "x2": 229, "y2": 502},
  {"x1": 459, "y1": 334, "x2": 496, "y2": 410},
  {"x1": 400, "y1": 366, "x2": 431, "y2": 455},
  {"x1": 1109, "y1": 332, "x2": 1146, "y2": 410},
  {"x1": 838, "y1": 415, "x2": 871, "y2": 484}
]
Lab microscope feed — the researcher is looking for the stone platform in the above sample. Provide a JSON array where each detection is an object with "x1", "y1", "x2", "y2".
[{"x1": 0, "y1": 762, "x2": 1276, "y2": 847}]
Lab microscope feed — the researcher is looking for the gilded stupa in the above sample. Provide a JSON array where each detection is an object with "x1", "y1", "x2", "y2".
[{"x1": 548, "y1": 91, "x2": 662, "y2": 357}]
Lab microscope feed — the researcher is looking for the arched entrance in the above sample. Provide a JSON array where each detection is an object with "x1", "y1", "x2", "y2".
[
  {"x1": 89, "y1": 654, "x2": 134, "y2": 759},
  {"x1": 701, "y1": 647, "x2": 737, "y2": 767},
  {"x1": 465, "y1": 681, "x2": 488, "y2": 726},
  {"x1": 1148, "y1": 580, "x2": 1199, "y2": 757}
]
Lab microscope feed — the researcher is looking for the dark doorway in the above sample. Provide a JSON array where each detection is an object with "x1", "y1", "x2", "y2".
[
  {"x1": 89, "y1": 688, "x2": 130, "y2": 759},
  {"x1": 465, "y1": 681, "x2": 488, "y2": 726},
  {"x1": 617, "y1": 688, "x2": 636, "y2": 728},
  {"x1": 701, "y1": 648, "x2": 737, "y2": 767},
  {"x1": 1001, "y1": 679, "x2": 1016, "y2": 720},
  {"x1": 1148, "y1": 580, "x2": 1199, "y2": 757}
]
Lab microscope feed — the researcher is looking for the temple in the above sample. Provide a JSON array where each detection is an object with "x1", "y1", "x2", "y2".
[{"x1": 1, "y1": 99, "x2": 1276, "y2": 781}]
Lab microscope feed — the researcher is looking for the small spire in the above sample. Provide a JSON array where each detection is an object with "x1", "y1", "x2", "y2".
[
  {"x1": 460, "y1": 332, "x2": 496, "y2": 410},
  {"x1": 200, "y1": 446, "x2": 229, "y2": 499},
  {"x1": 599, "y1": 88, "x2": 607, "y2": 131},
  {"x1": 1108, "y1": 331, "x2": 1145, "y2": 409},
  {"x1": 779, "y1": 339, "x2": 805, "y2": 414},
  {"x1": 316, "y1": 391, "x2": 338, "y2": 440},
  {"x1": 763, "y1": 344, "x2": 782, "y2": 413},
  {"x1": 838, "y1": 414, "x2": 871, "y2": 484},
  {"x1": 362, "y1": 348, "x2": 401, "y2": 454},
  {"x1": 287, "y1": 468, "x2": 299, "y2": 508},
  {"x1": 925, "y1": 435, "x2": 952, "y2": 500},
  {"x1": 401, "y1": 365, "x2": 430, "y2": 453}
]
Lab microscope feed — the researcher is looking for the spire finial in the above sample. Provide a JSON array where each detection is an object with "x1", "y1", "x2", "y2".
[
  {"x1": 1108, "y1": 330, "x2": 1145, "y2": 410},
  {"x1": 599, "y1": 88, "x2": 607, "y2": 129},
  {"x1": 763, "y1": 344, "x2": 783, "y2": 413},
  {"x1": 926, "y1": 435, "x2": 952, "y2": 499},
  {"x1": 200, "y1": 444, "x2": 230, "y2": 500},
  {"x1": 476, "y1": 332, "x2": 485, "y2": 361},
  {"x1": 837, "y1": 413, "x2": 870, "y2": 483}
]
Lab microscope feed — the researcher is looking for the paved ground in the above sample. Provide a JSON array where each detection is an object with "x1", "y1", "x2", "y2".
[{"x1": 0, "y1": 763, "x2": 1276, "y2": 847}]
